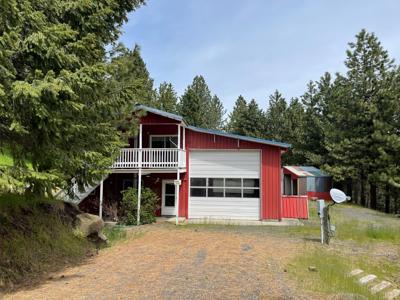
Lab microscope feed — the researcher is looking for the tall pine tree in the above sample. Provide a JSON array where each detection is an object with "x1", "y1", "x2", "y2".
[
  {"x1": 323, "y1": 29, "x2": 394, "y2": 207},
  {"x1": 110, "y1": 44, "x2": 155, "y2": 107},
  {"x1": 226, "y1": 96, "x2": 248, "y2": 135},
  {"x1": 264, "y1": 90, "x2": 288, "y2": 141},
  {"x1": 178, "y1": 75, "x2": 224, "y2": 129},
  {"x1": 154, "y1": 82, "x2": 178, "y2": 113}
]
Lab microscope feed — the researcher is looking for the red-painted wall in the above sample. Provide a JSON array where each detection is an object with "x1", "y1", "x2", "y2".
[
  {"x1": 141, "y1": 124, "x2": 182, "y2": 148},
  {"x1": 140, "y1": 112, "x2": 180, "y2": 124},
  {"x1": 261, "y1": 147, "x2": 282, "y2": 220},
  {"x1": 182, "y1": 129, "x2": 285, "y2": 220},
  {"x1": 281, "y1": 195, "x2": 309, "y2": 219},
  {"x1": 307, "y1": 191, "x2": 331, "y2": 201}
]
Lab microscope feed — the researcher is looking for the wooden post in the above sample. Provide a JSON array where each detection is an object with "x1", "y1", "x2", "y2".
[
  {"x1": 177, "y1": 124, "x2": 181, "y2": 167},
  {"x1": 175, "y1": 171, "x2": 180, "y2": 225},
  {"x1": 182, "y1": 126, "x2": 185, "y2": 150},
  {"x1": 137, "y1": 124, "x2": 143, "y2": 226},
  {"x1": 137, "y1": 169, "x2": 142, "y2": 226},
  {"x1": 139, "y1": 124, "x2": 143, "y2": 151},
  {"x1": 99, "y1": 179, "x2": 104, "y2": 219}
]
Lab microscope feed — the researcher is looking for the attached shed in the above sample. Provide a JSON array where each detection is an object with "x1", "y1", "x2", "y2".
[{"x1": 282, "y1": 166, "x2": 332, "y2": 200}]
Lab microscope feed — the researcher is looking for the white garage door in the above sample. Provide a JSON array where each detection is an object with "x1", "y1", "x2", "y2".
[{"x1": 189, "y1": 150, "x2": 261, "y2": 220}]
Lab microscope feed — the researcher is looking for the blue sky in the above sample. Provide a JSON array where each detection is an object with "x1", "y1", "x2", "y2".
[{"x1": 119, "y1": 0, "x2": 400, "y2": 111}]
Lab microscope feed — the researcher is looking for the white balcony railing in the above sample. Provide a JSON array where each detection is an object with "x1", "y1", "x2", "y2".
[{"x1": 112, "y1": 148, "x2": 186, "y2": 169}]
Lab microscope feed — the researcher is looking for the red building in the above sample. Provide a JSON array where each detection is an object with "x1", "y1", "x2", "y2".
[{"x1": 79, "y1": 105, "x2": 308, "y2": 221}]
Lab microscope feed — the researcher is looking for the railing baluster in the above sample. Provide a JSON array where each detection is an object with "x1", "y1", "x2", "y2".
[{"x1": 112, "y1": 148, "x2": 185, "y2": 170}]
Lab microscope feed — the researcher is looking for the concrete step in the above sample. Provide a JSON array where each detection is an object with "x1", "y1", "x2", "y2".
[
  {"x1": 386, "y1": 289, "x2": 400, "y2": 300},
  {"x1": 350, "y1": 269, "x2": 364, "y2": 276},
  {"x1": 359, "y1": 274, "x2": 377, "y2": 285},
  {"x1": 371, "y1": 281, "x2": 391, "y2": 294}
]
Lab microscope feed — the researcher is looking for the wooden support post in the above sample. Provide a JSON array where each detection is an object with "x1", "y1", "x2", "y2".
[
  {"x1": 182, "y1": 127, "x2": 185, "y2": 150},
  {"x1": 137, "y1": 123, "x2": 143, "y2": 226},
  {"x1": 137, "y1": 169, "x2": 142, "y2": 226},
  {"x1": 175, "y1": 171, "x2": 180, "y2": 225},
  {"x1": 99, "y1": 179, "x2": 104, "y2": 219},
  {"x1": 139, "y1": 124, "x2": 143, "y2": 153},
  {"x1": 177, "y1": 124, "x2": 181, "y2": 167}
]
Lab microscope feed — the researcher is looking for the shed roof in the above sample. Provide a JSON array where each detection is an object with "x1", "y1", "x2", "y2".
[
  {"x1": 283, "y1": 166, "x2": 330, "y2": 177},
  {"x1": 134, "y1": 104, "x2": 291, "y2": 149}
]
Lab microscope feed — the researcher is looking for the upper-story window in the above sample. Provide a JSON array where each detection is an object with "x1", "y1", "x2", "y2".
[{"x1": 150, "y1": 135, "x2": 178, "y2": 148}]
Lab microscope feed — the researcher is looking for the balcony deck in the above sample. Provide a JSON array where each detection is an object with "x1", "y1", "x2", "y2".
[{"x1": 111, "y1": 148, "x2": 186, "y2": 170}]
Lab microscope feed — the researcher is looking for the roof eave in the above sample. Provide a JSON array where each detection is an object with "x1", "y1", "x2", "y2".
[{"x1": 187, "y1": 125, "x2": 291, "y2": 149}]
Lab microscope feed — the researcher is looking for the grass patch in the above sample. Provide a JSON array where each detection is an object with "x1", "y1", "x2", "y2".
[
  {"x1": 288, "y1": 248, "x2": 384, "y2": 299},
  {"x1": 0, "y1": 194, "x2": 94, "y2": 291},
  {"x1": 288, "y1": 201, "x2": 400, "y2": 244},
  {"x1": 336, "y1": 221, "x2": 400, "y2": 243},
  {"x1": 103, "y1": 226, "x2": 127, "y2": 245}
]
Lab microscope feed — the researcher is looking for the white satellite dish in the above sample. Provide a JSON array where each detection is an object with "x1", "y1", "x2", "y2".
[{"x1": 330, "y1": 188, "x2": 349, "y2": 204}]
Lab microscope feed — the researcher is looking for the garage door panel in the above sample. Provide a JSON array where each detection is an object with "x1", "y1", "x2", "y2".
[
  {"x1": 190, "y1": 151, "x2": 260, "y2": 178},
  {"x1": 189, "y1": 150, "x2": 260, "y2": 220}
]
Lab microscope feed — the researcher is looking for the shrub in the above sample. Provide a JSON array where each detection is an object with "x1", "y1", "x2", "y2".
[{"x1": 120, "y1": 187, "x2": 159, "y2": 225}]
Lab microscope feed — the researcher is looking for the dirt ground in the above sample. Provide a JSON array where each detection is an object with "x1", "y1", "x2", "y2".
[{"x1": 3, "y1": 222, "x2": 323, "y2": 300}]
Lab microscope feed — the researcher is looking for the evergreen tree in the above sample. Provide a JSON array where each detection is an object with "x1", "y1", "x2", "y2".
[
  {"x1": 154, "y1": 82, "x2": 178, "y2": 113},
  {"x1": 264, "y1": 90, "x2": 288, "y2": 141},
  {"x1": 0, "y1": 0, "x2": 145, "y2": 194},
  {"x1": 226, "y1": 96, "x2": 248, "y2": 135},
  {"x1": 110, "y1": 44, "x2": 155, "y2": 107},
  {"x1": 323, "y1": 29, "x2": 394, "y2": 207},
  {"x1": 178, "y1": 75, "x2": 224, "y2": 129},
  {"x1": 208, "y1": 95, "x2": 226, "y2": 130},
  {"x1": 243, "y1": 99, "x2": 265, "y2": 137},
  {"x1": 298, "y1": 75, "x2": 331, "y2": 167},
  {"x1": 282, "y1": 98, "x2": 306, "y2": 165},
  {"x1": 370, "y1": 68, "x2": 400, "y2": 212}
]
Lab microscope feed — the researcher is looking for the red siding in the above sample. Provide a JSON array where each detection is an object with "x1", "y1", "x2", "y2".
[
  {"x1": 185, "y1": 129, "x2": 285, "y2": 220},
  {"x1": 307, "y1": 191, "x2": 331, "y2": 201},
  {"x1": 187, "y1": 130, "x2": 267, "y2": 149},
  {"x1": 140, "y1": 112, "x2": 180, "y2": 124},
  {"x1": 178, "y1": 150, "x2": 189, "y2": 218},
  {"x1": 281, "y1": 195, "x2": 309, "y2": 219},
  {"x1": 261, "y1": 147, "x2": 282, "y2": 220},
  {"x1": 141, "y1": 124, "x2": 181, "y2": 148}
]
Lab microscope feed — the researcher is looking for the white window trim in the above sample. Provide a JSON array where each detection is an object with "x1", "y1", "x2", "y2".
[{"x1": 149, "y1": 135, "x2": 178, "y2": 148}]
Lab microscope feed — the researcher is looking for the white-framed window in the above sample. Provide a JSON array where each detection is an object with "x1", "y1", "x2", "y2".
[
  {"x1": 150, "y1": 135, "x2": 178, "y2": 148},
  {"x1": 190, "y1": 178, "x2": 260, "y2": 198}
]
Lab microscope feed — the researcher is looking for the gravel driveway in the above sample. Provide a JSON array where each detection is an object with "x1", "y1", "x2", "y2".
[{"x1": 5, "y1": 223, "x2": 317, "y2": 300}]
